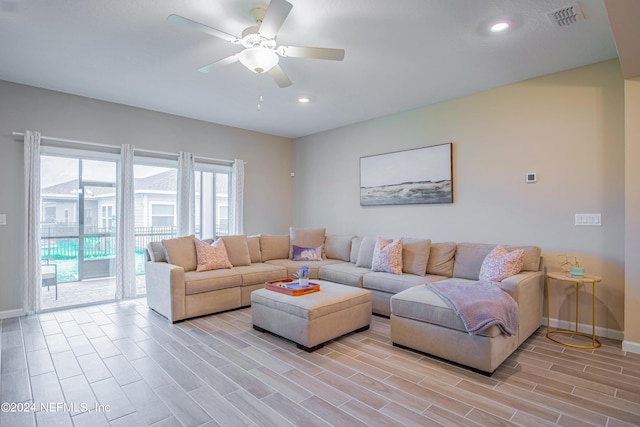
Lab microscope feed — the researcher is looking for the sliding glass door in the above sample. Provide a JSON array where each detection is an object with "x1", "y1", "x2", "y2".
[
  {"x1": 40, "y1": 153, "x2": 118, "y2": 309},
  {"x1": 38, "y1": 149, "x2": 230, "y2": 310},
  {"x1": 78, "y1": 161, "x2": 117, "y2": 280}
]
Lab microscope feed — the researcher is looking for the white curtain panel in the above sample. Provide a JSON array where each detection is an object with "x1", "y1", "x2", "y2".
[
  {"x1": 115, "y1": 144, "x2": 136, "y2": 299},
  {"x1": 23, "y1": 130, "x2": 42, "y2": 314},
  {"x1": 230, "y1": 159, "x2": 245, "y2": 235},
  {"x1": 177, "y1": 152, "x2": 195, "y2": 236}
]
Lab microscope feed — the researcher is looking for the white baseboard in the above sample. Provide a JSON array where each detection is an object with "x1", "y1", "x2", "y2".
[
  {"x1": 0, "y1": 308, "x2": 24, "y2": 320},
  {"x1": 542, "y1": 317, "x2": 624, "y2": 341},
  {"x1": 622, "y1": 340, "x2": 640, "y2": 355}
]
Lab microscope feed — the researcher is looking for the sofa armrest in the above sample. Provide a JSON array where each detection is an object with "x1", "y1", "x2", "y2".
[
  {"x1": 145, "y1": 261, "x2": 186, "y2": 323},
  {"x1": 501, "y1": 271, "x2": 544, "y2": 344}
]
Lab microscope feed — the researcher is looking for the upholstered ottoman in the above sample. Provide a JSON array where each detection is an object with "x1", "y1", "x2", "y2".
[{"x1": 251, "y1": 280, "x2": 372, "y2": 351}]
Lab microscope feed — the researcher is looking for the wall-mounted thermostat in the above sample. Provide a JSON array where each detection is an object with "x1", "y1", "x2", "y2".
[{"x1": 526, "y1": 172, "x2": 537, "y2": 183}]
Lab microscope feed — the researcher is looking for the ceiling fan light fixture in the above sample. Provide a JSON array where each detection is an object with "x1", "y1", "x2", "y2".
[
  {"x1": 489, "y1": 21, "x2": 510, "y2": 32},
  {"x1": 239, "y1": 47, "x2": 279, "y2": 73}
]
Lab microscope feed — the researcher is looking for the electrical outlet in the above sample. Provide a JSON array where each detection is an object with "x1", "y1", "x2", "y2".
[{"x1": 575, "y1": 213, "x2": 601, "y2": 226}]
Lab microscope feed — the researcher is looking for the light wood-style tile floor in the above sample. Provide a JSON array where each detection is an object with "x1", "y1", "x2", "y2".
[{"x1": 1, "y1": 299, "x2": 639, "y2": 426}]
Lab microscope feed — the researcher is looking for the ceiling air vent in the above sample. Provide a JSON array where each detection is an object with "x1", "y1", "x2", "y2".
[{"x1": 547, "y1": 3, "x2": 585, "y2": 28}]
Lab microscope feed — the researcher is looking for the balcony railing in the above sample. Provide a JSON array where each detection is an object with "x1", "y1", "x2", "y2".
[{"x1": 40, "y1": 223, "x2": 229, "y2": 282}]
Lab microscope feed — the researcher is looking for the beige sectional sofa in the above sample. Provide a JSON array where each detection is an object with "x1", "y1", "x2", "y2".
[
  {"x1": 144, "y1": 230, "x2": 342, "y2": 322},
  {"x1": 144, "y1": 229, "x2": 543, "y2": 373}
]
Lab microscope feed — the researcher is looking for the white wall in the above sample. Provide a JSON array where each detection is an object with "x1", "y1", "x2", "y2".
[
  {"x1": 293, "y1": 60, "x2": 625, "y2": 335},
  {"x1": 624, "y1": 78, "x2": 640, "y2": 350},
  {"x1": 0, "y1": 80, "x2": 293, "y2": 313}
]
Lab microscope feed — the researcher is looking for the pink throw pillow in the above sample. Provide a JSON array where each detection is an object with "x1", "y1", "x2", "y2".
[
  {"x1": 479, "y1": 245, "x2": 524, "y2": 283},
  {"x1": 195, "y1": 238, "x2": 233, "y2": 272},
  {"x1": 371, "y1": 237, "x2": 403, "y2": 275}
]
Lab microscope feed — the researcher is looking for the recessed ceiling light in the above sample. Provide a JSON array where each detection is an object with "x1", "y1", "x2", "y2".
[
  {"x1": 490, "y1": 21, "x2": 510, "y2": 32},
  {"x1": 298, "y1": 97, "x2": 310, "y2": 103}
]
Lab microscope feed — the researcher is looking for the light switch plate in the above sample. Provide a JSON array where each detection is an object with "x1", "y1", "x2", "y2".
[
  {"x1": 575, "y1": 213, "x2": 601, "y2": 226},
  {"x1": 0, "y1": 214, "x2": 6, "y2": 225}
]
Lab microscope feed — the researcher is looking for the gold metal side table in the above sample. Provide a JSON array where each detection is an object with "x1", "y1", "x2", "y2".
[{"x1": 546, "y1": 271, "x2": 602, "y2": 349}]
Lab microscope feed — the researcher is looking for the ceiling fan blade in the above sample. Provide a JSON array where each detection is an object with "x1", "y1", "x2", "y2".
[
  {"x1": 268, "y1": 64, "x2": 292, "y2": 88},
  {"x1": 278, "y1": 46, "x2": 345, "y2": 61},
  {"x1": 259, "y1": 0, "x2": 293, "y2": 39},
  {"x1": 197, "y1": 55, "x2": 240, "y2": 73},
  {"x1": 167, "y1": 14, "x2": 239, "y2": 43}
]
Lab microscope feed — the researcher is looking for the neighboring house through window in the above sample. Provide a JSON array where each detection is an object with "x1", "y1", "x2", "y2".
[
  {"x1": 44, "y1": 205, "x2": 56, "y2": 223},
  {"x1": 151, "y1": 203, "x2": 175, "y2": 227},
  {"x1": 101, "y1": 205, "x2": 113, "y2": 229}
]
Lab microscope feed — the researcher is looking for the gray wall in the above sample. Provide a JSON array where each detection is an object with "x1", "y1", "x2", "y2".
[
  {"x1": 0, "y1": 80, "x2": 293, "y2": 313},
  {"x1": 292, "y1": 60, "x2": 626, "y2": 335}
]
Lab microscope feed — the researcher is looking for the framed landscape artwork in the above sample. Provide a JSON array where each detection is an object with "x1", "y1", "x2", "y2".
[{"x1": 360, "y1": 143, "x2": 453, "y2": 206}]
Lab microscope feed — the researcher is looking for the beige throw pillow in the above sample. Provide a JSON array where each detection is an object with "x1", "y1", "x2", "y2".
[
  {"x1": 426, "y1": 242, "x2": 456, "y2": 277},
  {"x1": 452, "y1": 242, "x2": 497, "y2": 280},
  {"x1": 402, "y1": 238, "x2": 431, "y2": 276},
  {"x1": 324, "y1": 234, "x2": 354, "y2": 261},
  {"x1": 350, "y1": 236, "x2": 363, "y2": 264},
  {"x1": 356, "y1": 236, "x2": 381, "y2": 268},
  {"x1": 247, "y1": 235, "x2": 262, "y2": 263},
  {"x1": 260, "y1": 235, "x2": 290, "y2": 261},
  {"x1": 146, "y1": 241, "x2": 166, "y2": 262},
  {"x1": 162, "y1": 235, "x2": 197, "y2": 272},
  {"x1": 220, "y1": 235, "x2": 251, "y2": 266}
]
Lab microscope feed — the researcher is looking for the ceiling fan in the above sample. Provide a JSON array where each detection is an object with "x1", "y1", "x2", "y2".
[{"x1": 168, "y1": 0, "x2": 345, "y2": 88}]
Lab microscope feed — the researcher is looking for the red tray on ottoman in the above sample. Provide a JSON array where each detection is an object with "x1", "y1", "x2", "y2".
[{"x1": 265, "y1": 278, "x2": 320, "y2": 296}]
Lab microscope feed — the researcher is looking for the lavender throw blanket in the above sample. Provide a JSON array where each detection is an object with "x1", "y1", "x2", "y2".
[{"x1": 426, "y1": 281, "x2": 519, "y2": 336}]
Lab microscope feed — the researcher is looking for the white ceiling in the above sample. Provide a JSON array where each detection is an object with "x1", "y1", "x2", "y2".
[{"x1": 0, "y1": 0, "x2": 618, "y2": 139}]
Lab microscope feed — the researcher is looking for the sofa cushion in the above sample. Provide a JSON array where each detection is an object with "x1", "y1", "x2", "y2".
[
  {"x1": 247, "y1": 235, "x2": 262, "y2": 263},
  {"x1": 184, "y1": 269, "x2": 242, "y2": 295},
  {"x1": 195, "y1": 239, "x2": 233, "y2": 272},
  {"x1": 264, "y1": 259, "x2": 343, "y2": 279},
  {"x1": 233, "y1": 263, "x2": 288, "y2": 286},
  {"x1": 162, "y1": 235, "x2": 197, "y2": 272},
  {"x1": 426, "y1": 242, "x2": 456, "y2": 277},
  {"x1": 350, "y1": 236, "x2": 364, "y2": 264},
  {"x1": 318, "y1": 263, "x2": 369, "y2": 288},
  {"x1": 324, "y1": 235, "x2": 354, "y2": 262},
  {"x1": 289, "y1": 227, "x2": 326, "y2": 259},
  {"x1": 355, "y1": 236, "x2": 377, "y2": 268},
  {"x1": 371, "y1": 237, "x2": 403, "y2": 275},
  {"x1": 363, "y1": 272, "x2": 444, "y2": 295},
  {"x1": 260, "y1": 235, "x2": 290, "y2": 261},
  {"x1": 452, "y1": 243, "x2": 497, "y2": 280},
  {"x1": 402, "y1": 238, "x2": 431, "y2": 276},
  {"x1": 147, "y1": 242, "x2": 166, "y2": 262},
  {"x1": 391, "y1": 283, "x2": 500, "y2": 338},
  {"x1": 479, "y1": 246, "x2": 524, "y2": 283},
  {"x1": 220, "y1": 235, "x2": 252, "y2": 266},
  {"x1": 505, "y1": 245, "x2": 541, "y2": 272}
]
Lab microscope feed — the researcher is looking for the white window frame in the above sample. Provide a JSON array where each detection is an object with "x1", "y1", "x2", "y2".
[{"x1": 194, "y1": 163, "x2": 232, "y2": 239}]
